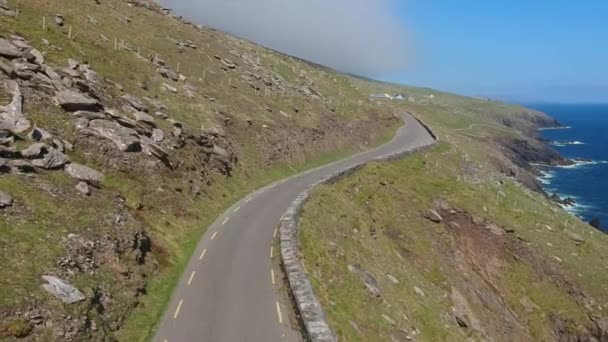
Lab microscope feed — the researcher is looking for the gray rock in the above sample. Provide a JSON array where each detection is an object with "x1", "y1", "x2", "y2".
[
  {"x1": 65, "y1": 163, "x2": 104, "y2": 185},
  {"x1": 21, "y1": 143, "x2": 48, "y2": 159},
  {"x1": 73, "y1": 110, "x2": 106, "y2": 120},
  {"x1": 132, "y1": 111, "x2": 156, "y2": 126},
  {"x1": 0, "y1": 8, "x2": 16, "y2": 17},
  {"x1": 348, "y1": 264, "x2": 381, "y2": 297},
  {"x1": 41, "y1": 275, "x2": 84, "y2": 304},
  {"x1": 566, "y1": 230, "x2": 585, "y2": 244},
  {"x1": 161, "y1": 83, "x2": 178, "y2": 93},
  {"x1": 157, "y1": 67, "x2": 179, "y2": 81},
  {"x1": 0, "y1": 189, "x2": 13, "y2": 208},
  {"x1": 55, "y1": 90, "x2": 100, "y2": 112},
  {"x1": 29, "y1": 127, "x2": 53, "y2": 141},
  {"x1": 10, "y1": 60, "x2": 40, "y2": 80},
  {"x1": 0, "y1": 38, "x2": 21, "y2": 58},
  {"x1": 414, "y1": 286, "x2": 425, "y2": 297},
  {"x1": 0, "y1": 0, "x2": 9, "y2": 9},
  {"x1": 24, "y1": 48, "x2": 44, "y2": 65},
  {"x1": 151, "y1": 128, "x2": 164, "y2": 142},
  {"x1": 387, "y1": 274, "x2": 400, "y2": 284},
  {"x1": 75, "y1": 181, "x2": 90, "y2": 195},
  {"x1": 141, "y1": 137, "x2": 169, "y2": 160},
  {"x1": 31, "y1": 148, "x2": 69, "y2": 169},
  {"x1": 54, "y1": 14, "x2": 65, "y2": 27},
  {"x1": 424, "y1": 209, "x2": 443, "y2": 223},
  {"x1": 121, "y1": 93, "x2": 149, "y2": 113},
  {"x1": 88, "y1": 119, "x2": 140, "y2": 151}
]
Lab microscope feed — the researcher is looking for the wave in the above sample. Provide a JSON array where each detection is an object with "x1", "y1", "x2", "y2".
[
  {"x1": 537, "y1": 170, "x2": 554, "y2": 185},
  {"x1": 539, "y1": 126, "x2": 572, "y2": 131},
  {"x1": 551, "y1": 140, "x2": 584, "y2": 147},
  {"x1": 556, "y1": 160, "x2": 608, "y2": 169}
]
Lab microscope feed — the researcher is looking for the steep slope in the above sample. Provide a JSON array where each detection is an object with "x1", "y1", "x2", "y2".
[
  {"x1": 0, "y1": 1, "x2": 399, "y2": 340},
  {"x1": 299, "y1": 108, "x2": 608, "y2": 340},
  {"x1": 0, "y1": 1, "x2": 573, "y2": 341}
]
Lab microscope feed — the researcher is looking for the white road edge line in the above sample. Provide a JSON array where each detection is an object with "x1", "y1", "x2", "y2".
[
  {"x1": 270, "y1": 246, "x2": 274, "y2": 258},
  {"x1": 187, "y1": 271, "x2": 196, "y2": 285},
  {"x1": 273, "y1": 227, "x2": 278, "y2": 238},
  {"x1": 222, "y1": 217, "x2": 229, "y2": 225},
  {"x1": 275, "y1": 301, "x2": 283, "y2": 324},
  {"x1": 245, "y1": 197, "x2": 252, "y2": 203},
  {"x1": 199, "y1": 248, "x2": 207, "y2": 260},
  {"x1": 271, "y1": 268, "x2": 276, "y2": 285},
  {"x1": 233, "y1": 206, "x2": 240, "y2": 213},
  {"x1": 211, "y1": 231, "x2": 218, "y2": 240},
  {"x1": 173, "y1": 299, "x2": 184, "y2": 319}
]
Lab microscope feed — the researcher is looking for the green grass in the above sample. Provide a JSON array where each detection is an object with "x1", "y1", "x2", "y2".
[{"x1": 300, "y1": 143, "x2": 608, "y2": 340}]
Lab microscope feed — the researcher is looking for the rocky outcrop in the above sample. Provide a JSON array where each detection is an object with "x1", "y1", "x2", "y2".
[
  {"x1": 65, "y1": 163, "x2": 104, "y2": 185},
  {"x1": 0, "y1": 189, "x2": 12, "y2": 208}
]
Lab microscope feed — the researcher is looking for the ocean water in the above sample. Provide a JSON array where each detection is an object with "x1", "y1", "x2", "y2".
[{"x1": 528, "y1": 103, "x2": 608, "y2": 230}]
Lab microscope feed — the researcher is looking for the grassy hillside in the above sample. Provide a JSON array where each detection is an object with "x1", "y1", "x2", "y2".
[
  {"x1": 0, "y1": 0, "x2": 572, "y2": 341},
  {"x1": 299, "y1": 119, "x2": 608, "y2": 339},
  {"x1": 0, "y1": 1, "x2": 401, "y2": 340}
]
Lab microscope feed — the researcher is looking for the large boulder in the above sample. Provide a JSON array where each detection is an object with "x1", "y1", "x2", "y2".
[
  {"x1": 88, "y1": 119, "x2": 141, "y2": 152},
  {"x1": 65, "y1": 163, "x2": 104, "y2": 185},
  {"x1": 40, "y1": 275, "x2": 85, "y2": 304},
  {"x1": 55, "y1": 90, "x2": 100, "y2": 112}
]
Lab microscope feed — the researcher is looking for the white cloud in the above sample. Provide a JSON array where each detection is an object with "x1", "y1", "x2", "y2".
[{"x1": 158, "y1": 0, "x2": 409, "y2": 77}]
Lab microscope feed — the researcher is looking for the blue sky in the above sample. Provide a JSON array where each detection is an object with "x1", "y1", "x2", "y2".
[{"x1": 385, "y1": 1, "x2": 608, "y2": 103}]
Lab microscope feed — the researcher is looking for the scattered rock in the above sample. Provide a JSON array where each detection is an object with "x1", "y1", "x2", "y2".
[
  {"x1": 0, "y1": 189, "x2": 13, "y2": 208},
  {"x1": 88, "y1": 119, "x2": 141, "y2": 152},
  {"x1": 565, "y1": 231, "x2": 585, "y2": 245},
  {"x1": 31, "y1": 148, "x2": 69, "y2": 169},
  {"x1": 161, "y1": 83, "x2": 178, "y2": 93},
  {"x1": 347, "y1": 264, "x2": 381, "y2": 297},
  {"x1": 121, "y1": 94, "x2": 149, "y2": 113},
  {"x1": 151, "y1": 128, "x2": 164, "y2": 142},
  {"x1": 73, "y1": 110, "x2": 106, "y2": 120},
  {"x1": 75, "y1": 181, "x2": 91, "y2": 195},
  {"x1": 0, "y1": 38, "x2": 21, "y2": 58},
  {"x1": 65, "y1": 163, "x2": 104, "y2": 185},
  {"x1": 387, "y1": 274, "x2": 400, "y2": 284},
  {"x1": 21, "y1": 143, "x2": 48, "y2": 159},
  {"x1": 414, "y1": 286, "x2": 425, "y2": 297},
  {"x1": 519, "y1": 296, "x2": 540, "y2": 313},
  {"x1": 157, "y1": 67, "x2": 179, "y2": 81},
  {"x1": 424, "y1": 209, "x2": 443, "y2": 223},
  {"x1": 382, "y1": 314, "x2": 396, "y2": 326},
  {"x1": 485, "y1": 223, "x2": 504, "y2": 236},
  {"x1": 132, "y1": 111, "x2": 156, "y2": 126},
  {"x1": 54, "y1": 14, "x2": 65, "y2": 27},
  {"x1": 55, "y1": 89, "x2": 100, "y2": 112},
  {"x1": 40, "y1": 275, "x2": 85, "y2": 304}
]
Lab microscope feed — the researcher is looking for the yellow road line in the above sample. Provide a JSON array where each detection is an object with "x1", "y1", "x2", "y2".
[
  {"x1": 275, "y1": 301, "x2": 283, "y2": 324},
  {"x1": 222, "y1": 217, "x2": 229, "y2": 225},
  {"x1": 270, "y1": 246, "x2": 274, "y2": 258},
  {"x1": 173, "y1": 299, "x2": 184, "y2": 319},
  {"x1": 211, "y1": 231, "x2": 218, "y2": 240},
  {"x1": 199, "y1": 248, "x2": 207, "y2": 260},
  {"x1": 187, "y1": 271, "x2": 196, "y2": 285},
  {"x1": 233, "y1": 206, "x2": 240, "y2": 213},
  {"x1": 271, "y1": 268, "x2": 276, "y2": 285}
]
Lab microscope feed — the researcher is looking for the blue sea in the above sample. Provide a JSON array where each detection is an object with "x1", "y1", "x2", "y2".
[{"x1": 527, "y1": 103, "x2": 608, "y2": 230}]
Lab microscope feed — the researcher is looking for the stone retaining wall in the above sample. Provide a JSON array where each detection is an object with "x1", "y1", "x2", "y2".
[{"x1": 279, "y1": 114, "x2": 437, "y2": 341}]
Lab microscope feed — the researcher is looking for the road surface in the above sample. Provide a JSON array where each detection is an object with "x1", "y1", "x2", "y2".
[{"x1": 154, "y1": 112, "x2": 435, "y2": 342}]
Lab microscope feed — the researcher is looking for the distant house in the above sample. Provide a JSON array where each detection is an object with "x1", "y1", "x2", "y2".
[{"x1": 394, "y1": 94, "x2": 405, "y2": 100}]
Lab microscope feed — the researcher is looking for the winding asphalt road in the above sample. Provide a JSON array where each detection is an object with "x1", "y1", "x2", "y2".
[{"x1": 153, "y1": 112, "x2": 435, "y2": 342}]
